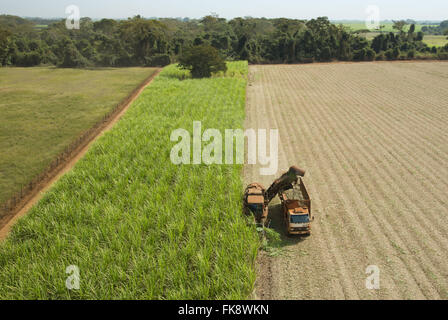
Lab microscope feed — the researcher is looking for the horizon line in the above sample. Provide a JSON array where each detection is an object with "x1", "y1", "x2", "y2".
[{"x1": 2, "y1": 14, "x2": 444, "y2": 23}]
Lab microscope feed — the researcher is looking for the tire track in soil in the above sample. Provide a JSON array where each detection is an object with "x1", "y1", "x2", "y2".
[
  {"x1": 305, "y1": 65, "x2": 448, "y2": 298},
  {"x1": 275, "y1": 65, "x2": 411, "y2": 299},
  {"x1": 264, "y1": 67, "x2": 349, "y2": 299},
  {"x1": 320, "y1": 67, "x2": 446, "y2": 298},
  {"x1": 289, "y1": 67, "x2": 442, "y2": 299},
  {"x1": 287, "y1": 62, "x2": 448, "y2": 298},
  {"x1": 276, "y1": 66, "x2": 408, "y2": 299},
  {"x1": 245, "y1": 62, "x2": 448, "y2": 300},
  {"x1": 320, "y1": 64, "x2": 448, "y2": 262},
  {"x1": 264, "y1": 66, "x2": 361, "y2": 299}
]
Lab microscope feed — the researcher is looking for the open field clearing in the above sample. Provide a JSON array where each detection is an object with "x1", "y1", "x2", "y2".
[
  {"x1": 339, "y1": 22, "x2": 435, "y2": 33},
  {"x1": 357, "y1": 32, "x2": 447, "y2": 47},
  {"x1": 0, "y1": 67, "x2": 157, "y2": 207},
  {"x1": 245, "y1": 61, "x2": 448, "y2": 299},
  {"x1": 0, "y1": 62, "x2": 259, "y2": 299},
  {"x1": 422, "y1": 35, "x2": 448, "y2": 47}
]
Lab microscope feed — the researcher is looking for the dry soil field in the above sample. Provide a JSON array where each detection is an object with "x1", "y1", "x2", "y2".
[{"x1": 244, "y1": 61, "x2": 448, "y2": 300}]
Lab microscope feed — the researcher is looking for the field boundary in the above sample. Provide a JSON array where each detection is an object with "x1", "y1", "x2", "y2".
[
  {"x1": 249, "y1": 58, "x2": 448, "y2": 67},
  {"x1": 0, "y1": 68, "x2": 161, "y2": 239},
  {"x1": 246, "y1": 62, "x2": 448, "y2": 299}
]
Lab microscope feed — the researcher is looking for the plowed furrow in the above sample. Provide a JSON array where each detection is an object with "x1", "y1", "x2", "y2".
[{"x1": 246, "y1": 62, "x2": 448, "y2": 300}]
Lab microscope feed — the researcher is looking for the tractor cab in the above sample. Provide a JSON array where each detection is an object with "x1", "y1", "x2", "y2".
[{"x1": 279, "y1": 179, "x2": 313, "y2": 236}]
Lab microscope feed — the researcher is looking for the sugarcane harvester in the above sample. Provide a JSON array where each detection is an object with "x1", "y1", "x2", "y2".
[{"x1": 244, "y1": 166, "x2": 313, "y2": 235}]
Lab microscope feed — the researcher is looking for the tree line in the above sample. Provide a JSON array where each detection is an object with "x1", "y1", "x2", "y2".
[
  {"x1": 1, "y1": 14, "x2": 447, "y2": 67},
  {"x1": 421, "y1": 20, "x2": 448, "y2": 35}
]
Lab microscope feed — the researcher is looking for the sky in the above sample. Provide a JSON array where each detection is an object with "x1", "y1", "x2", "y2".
[{"x1": 1, "y1": 0, "x2": 447, "y2": 21}]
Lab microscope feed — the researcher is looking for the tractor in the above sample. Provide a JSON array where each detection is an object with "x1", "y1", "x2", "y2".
[{"x1": 244, "y1": 166, "x2": 313, "y2": 236}]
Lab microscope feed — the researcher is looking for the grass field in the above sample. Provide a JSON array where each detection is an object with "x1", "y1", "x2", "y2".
[
  {"x1": 0, "y1": 62, "x2": 260, "y2": 299},
  {"x1": 246, "y1": 62, "x2": 448, "y2": 299},
  {"x1": 0, "y1": 67, "x2": 157, "y2": 207},
  {"x1": 422, "y1": 35, "x2": 448, "y2": 47},
  {"x1": 355, "y1": 32, "x2": 447, "y2": 47},
  {"x1": 338, "y1": 22, "x2": 435, "y2": 32},
  {"x1": 336, "y1": 22, "x2": 447, "y2": 47}
]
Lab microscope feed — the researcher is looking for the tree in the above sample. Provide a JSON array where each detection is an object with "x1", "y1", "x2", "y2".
[
  {"x1": 353, "y1": 48, "x2": 366, "y2": 61},
  {"x1": 178, "y1": 44, "x2": 227, "y2": 78},
  {"x1": 416, "y1": 32, "x2": 424, "y2": 41},
  {"x1": 58, "y1": 38, "x2": 90, "y2": 67},
  {"x1": 393, "y1": 20, "x2": 408, "y2": 33},
  {"x1": 119, "y1": 17, "x2": 169, "y2": 65},
  {"x1": 441, "y1": 20, "x2": 448, "y2": 31},
  {"x1": 319, "y1": 46, "x2": 332, "y2": 61},
  {"x1": 93, "y1": 18, "x2": 118, "y2": 35},
  {"x1": 406, "y1": 24, "x2": 416, "y2": 42},
  {"x1": 365, "y1": 48, "x2": 376, "y2": 61},
  {"x1": 0, "y1": 14, "x2": 428, "y2": 67},
  {"x1": 0, "y1": 27, "x2": 12, "y2": 65},
  {"x1": 15, "y1": 51, "x2": 42, "y2": 66},
  {"x1": 385, "y1": 47, "x2": 400, "y2": 60}
]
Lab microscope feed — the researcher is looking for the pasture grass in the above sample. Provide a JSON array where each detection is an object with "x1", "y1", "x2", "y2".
[
  {"x1": 351, "y1": 32, "x2": 447, "y2": 48},
  {"x1": 338, "y1": 21, "x2": 435, "y2": 33},
  {"x1": 0, "y1": 62, "x2": 260, "y2": 299},
  {"x1": 0, "y1": 67, "x2": 157, "y2": 206},
  {"x1": 340, "y1": 22, "x2": 448, "y2": 47},
  {"x1": 422, "y1": 35, "x2": 448, "y2": 47}
]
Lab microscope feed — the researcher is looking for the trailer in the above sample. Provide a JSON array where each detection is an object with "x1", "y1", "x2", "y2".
[{"x1": 278, "y1": 178, "x2": 313, "y2": 236}]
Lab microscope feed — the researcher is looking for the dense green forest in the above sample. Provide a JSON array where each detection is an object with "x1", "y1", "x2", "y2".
[
  {"x1": 422, "y1": 20, "x2": 448, "y2": 35},
  {"x1": 1, "y1": 14, "x2": 447, "y2": 67}
]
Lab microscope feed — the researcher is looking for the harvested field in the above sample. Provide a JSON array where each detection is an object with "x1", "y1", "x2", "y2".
[{"x1": 244, "y1": 61, "x2": 448, "y2": 300}]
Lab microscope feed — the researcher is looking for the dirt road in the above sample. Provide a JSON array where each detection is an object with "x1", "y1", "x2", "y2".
[{"x1": 244, "y1": 62, "x2": 448, "y2": 300}]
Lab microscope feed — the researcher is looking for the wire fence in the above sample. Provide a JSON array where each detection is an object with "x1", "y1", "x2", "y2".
[{"x1": 0, "y1": 72, "x2": 158, "y2": 220}]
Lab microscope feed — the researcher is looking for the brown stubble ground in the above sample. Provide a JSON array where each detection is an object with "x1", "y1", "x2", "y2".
[{"x1": 244, "y1": 61, "x2": 448, "y2": 300}]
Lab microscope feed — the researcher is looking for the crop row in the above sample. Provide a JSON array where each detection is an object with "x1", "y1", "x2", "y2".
[{"x1": 0, "y1": 62, "x2": 259, "y2": 299}]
